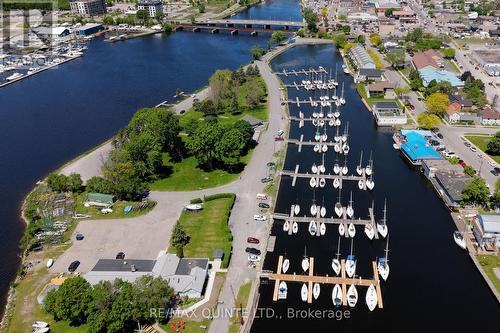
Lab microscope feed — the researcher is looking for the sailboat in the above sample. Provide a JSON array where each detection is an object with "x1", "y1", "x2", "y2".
[
  {"x1": 341, "y1": 159, "x2": 348, "y2": 175},
  {"x1": 302, "y1": 247, "x2": 309, "y2": 272},
  {"x1": 342, "y1": 124, "x2": 349, "y2": 142},
  {"x1": 313, "y1": 283, "x2": 321, "y2": 300},
  {"x1": 365, "y1": 152, "x2": 373, "y2": 176},
  {"x1": 365, "y1": 284, "x2": 377, "y2": 311},
  {"x1": 309, "y1": 177, "x2": 317, "y2": 188},
  {"x1": 292, "y1": 221, "x2": 298, "y2": 234},
  {"x1": 321, "y1": 144, "x2": 328, "y2": 152},
  {"x1": 334, "y1": 143, "x2": 341, "y2": 153},
  {"x1": 294, "y1": 204, "x2": 300, "y2": 216},
  {"x1": 308, "y1": 220, "x2": 317, "y2": 236},
  {"x1": 301, "y1": 283, "x2": 308, "y2": 302},
  {"x1": 333, "y1": 178, "x2": 340, "y2": 189},
  {"x1": 339, "y1": 82, "x2": 346, "y2": 105},
  {"x1": 283, "y1": 220, "x2": 290, "y2": 232},
  {"x1": 319, "y1": 177, "x2": 326, "y2": 188},
  {"x1": 453, "y1": 231, "x2": 466, "y2": 250},
  {"x1": 314, "y1": 130, "x2": 321, "y2": 141},
  {"x1": 346, "y1": 192, "x2": 354, "y2": 218},
  {"x1": 342, "y1": 63, "x2": 349, "y2": 74},
  {"x1": 335, "y1": 118, "x2": 341, "y2": 126},
  {"x1": 332, "y1": 284, "x2": 342, "y2": 307},
  {"x1": 313, "y1": 143, "x2": 320, "y2": 152},
  {"x1": 364, "y1": 222, "x2": 375, "y2": 240},
  {"x1": 311, "y1": 163, "x2": 318, "y2": 173},
  {"x1": 310, "y1": 202, "x2": 318, "y2": 216},
  {"x1": 320, "y1": 222, "x2": 326, "y2": 236},
  {"x1": 346, "y1": 239, "x2": 356, "y2": 278},
  {"x1": 366, "y1": 178, "x2": 375, "y2": 190},
  {"x1": 282, "y1": 258, "x2": 290, "y2": 274},
  {"x1": 358, "y1": 179, "x2": 365, "y2": 190},
  {"x1": 335, "y1": 189, "x2": 343, "y2": 217},
  {"x1": 348, "y1": 223, "x2": 356, "y2": 238},
  {"x1": 278, "y1": 281, "x2": 288, "y2": 300},
  {"x1": 342, "y1": 143, "x2": 350, "y2": 155},
  {"x1": 356, "y1": 151, "x2": 364, "y2": 175},
  {"x1": 378, "y1": 234, "x2": 390, "y2": 281},
  {"x1": 347, "y1": 284, "x2": 358, "y2": 307},
  {"x1": 320, "y1": 206, "x2": 326, "y2": 217},
  {"x1": 332, "y1": 236, "x2": 341, "y2": 275},
  {"x1": 377, "y1": 200, "x2": 389, "y2": 238},
  {"x1": 333, "y1": 163, "x2": 340, "y2": 174},
  {"x1": 338, "y1": 223, "x2": 345, "y2": 237},
  {"x1": 334, "y1": 126, "x2": 340, "y2": 142}
]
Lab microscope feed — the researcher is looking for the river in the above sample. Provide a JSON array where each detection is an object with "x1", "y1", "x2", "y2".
[
  {"x1": 250, "y1": 45, "x2": 499, "y2": 332},
  {"x1": 0, "y1": 0, "x2": 302, "y2": 318}
]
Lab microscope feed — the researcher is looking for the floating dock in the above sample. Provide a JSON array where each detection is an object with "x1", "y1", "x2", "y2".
[
  {"x1": 274, "y1": 67, "x2": 327, "y2": 76},
  {"x1": 265, "y1": 256, "x2": 383, "y2": 308}
]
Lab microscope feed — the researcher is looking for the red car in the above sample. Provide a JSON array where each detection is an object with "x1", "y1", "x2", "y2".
[
  {"x1": 247, "y1": 237, "x2": 260, "y2": 244},
  {"x1": 459, "y1": 160, "x2": 467, "y2": 168}
]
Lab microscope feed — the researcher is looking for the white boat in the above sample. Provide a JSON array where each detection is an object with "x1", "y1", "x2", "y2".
[
  {"x1": 278, "y1": 281, "x2": 288, "y2": 300},
  {"x1": 32, "y1": 321, "x2": 49, "y2": 328},
  {"x1": 342, "y1": 144, "x2": 350, "y2": 155},
  {"x1": 314, "y1": 132, "x2": 321, "y2": 141},
  {"x1": 335, "y1": 118, "x2": 341, "y2": 126},
  {"x1": 321, "y1": 144, "x2": 328, "y2": 152},
  {"x1": 185, "y1": 204, "x2": 202, "y2": 211},
  {"x1": 338, "y1": 223, "x2": 345, "y2": 237},
  {"x1": 334, "y1": 110, "x2": 340, "y2": 118},
  {"x1": 356, "y1": 165, "x2": 363, "y2": 175},
  {"x1": 319, "y1": 164, "x2": 326, "y2": 173},
  {"x1": 321, "y1": 133, "x2": 328, "y2": 141},
  {"x1": 333, "y1": 178, "x2": 340, "y2": 188},
  {"x1": 319, "y1": 177, "x2": 326, "y2": 188},
  {"x1": 320, "y1": 222, "x2": 326, "y2": 235},
  {"x1": 364, "y1": 223, "x2": 375, "y2": 240},
  {"x1": 46, "y1": 259, "x2": 54, "y2": 268},
  {"x1": 347, "y1": 284, "x2": 358, "y2": 307},
  {"x1": 377, "y1": 222, "x2": 388, "y2": 238},
  {"x1": 283, "y1": 220, "x2": 290, "y2": 232},
  {"x1": 341, "y1": 165, "x2": 348, "y2": 175},
  {"x1": 320, "y1": 206, "x2": 326, "y2": 217},
  {"x1": 301, "y1": 283, "x2": 308, "y2": 302},
  {"x1": 365, "y1": 284, "x2": 377, "y2": 311},
  {"x1": 332, "y1": 284, "x2": 342, "y2": 307},
  {"x1": 334, "y1": 143, "x2": 341, "y2": 153},
  {"x1": 346, "y1": 204, "x2": 354, "y2": 218},
  {"x1": 348, "y1": 223, "x2": 356, "y2": 238},
  {"x1": 393, "y1": 143, "x2": 400, "y2": 150},
  {"x1": 6, "y1": 72, "x2": 23, "y2": 81},
  {"x1": 341, "y1": 133, "x2": 348, "y2": 143},
  {"x1": 302, "y1": 257, "x2": 309, "y2": 272},
  {"x1": 309, "y1": 177, "x2": 317, "y2": 188},
  {"x1": 333, "y1": 164, "x2": 340, "y2": 174},
  {"x1": 365, "y1": 165, "x2": 372, "y2": 176},
  {"x1": 366, "y1": 179, "x2": 375, "y2": 190},
  {"x1": 313, "y1": 144, "x2": 320, "y2": 152},
  {"x1": 332, "y1": 236, "x2": 341, "y2": 275},
  {"x1": 310, "y1": 204, "x2": 318, "y2": 216},
  {"x1": 294, "y1": 204, "x2": 300, "y2": 215},
  {"x1": 378, "y1": 257, "x2": 390, "y2": 282},
  {"x1": 313, "y1": 283, "x2": 321, "y2": 300},
  {"x1": 308, "y1": 221, "x2": 317, "y2": 236},
  {"x1": 292, "y1": 221, "x2": 298, "y2": 234},
  {"x1": 329, "y1": 119, "x2": 335, "y2": 127},
  {"x1": 453, "y1": 231, "x2": 466, "y2": 250},
  {"x1": 346, "y1": 239, "x2": 356, "y2": 278},
  {"x1": 282, "y1": 259, "x2": 290, "y2": 273},
  {"x1": 311, "y1": 163, "x2": 318, "y2": 173},
  {"x1": 334, "y1": 203, "x2": 343, "y2": 217},
  {"x1": 358, "y1": 179, "x2": 365, "y2": 190},
  {"x1": 33, "y1": 328, "x2": 50, "y2": 333}
]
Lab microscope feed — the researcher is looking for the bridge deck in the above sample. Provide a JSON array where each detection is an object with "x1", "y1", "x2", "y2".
[{"x1": 198, "y1": 19, "x2": 305, "y2": 27}]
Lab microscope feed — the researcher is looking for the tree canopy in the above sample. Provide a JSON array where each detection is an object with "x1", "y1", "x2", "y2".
[
  {"x1": 442, "y1": 48, "x2": 455, "y2": 59},
  {"x1": 369, "y1": 34, "x2": 381, "y2": 46},
  {"x1": 386, "y1": 50, "x2": 405, "y2": 69},
  {"x1": 486, "y1": 132, "x2": 500, "y2": 155},
  {"x1": 425, "y1": 93, "x2": 449, "y2": 115},
  {"x1": 46, "y1": 173, "x2": 83, "y2": 193},
  {"x1": 417, "y1": 113, "x2": 441, "y2": 129},
  {"x1": 461, "y1": 177, "x2": 490, "y2": 206},
  {"x1": 303, "y1": 7, "x2": 318, "y2": 32},
  {"x1": 209, "y1": 70, "x2": 234, "y2": 106}
]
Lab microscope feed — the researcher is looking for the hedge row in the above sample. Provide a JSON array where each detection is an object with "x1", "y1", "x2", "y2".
[{"x1": 203, "y1": 193, "x2": 236, "y2": 202}]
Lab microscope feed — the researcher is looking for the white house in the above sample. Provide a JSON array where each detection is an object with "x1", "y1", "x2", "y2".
[{"x1": 480, "y1": 107, "x2": 500, "y2": 125}]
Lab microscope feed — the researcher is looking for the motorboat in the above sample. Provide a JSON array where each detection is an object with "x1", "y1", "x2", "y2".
[
  {"x1": 346, "y1": 254, "x2": 356, "y2": 278},
  {"x1": 333, "y1": 164, "x2": 340, "y2": 174},
  {"x1": 282, "y1": 259, "x2": 290, "y2": 273},
  {"x1": 319, "y1": 177, "x2": 326, "y2": 188},
  {"x1": 313, "y1": 283, "x2": 321, "y2": 300},
  {"x1": 364, "y1": 223, "x2": 375, "y2": 240},
  {"x1": 308, "y1": 221, "x2": 317, "y2": 236},
  {"x1": 338, "y1": 223, "x2": 345, "y2": 237},
  {"x1": 294, "y1": 204, "x2": 300, "y2": 216},
  {"x1": 301, "y1": 283, "x2": 308, "y2": 302},
  {"x1": 332, "y1": 284, "x2": 342, "y2": 307},
  {"x1": 310, "y1": 204, "x2": 318, "y2": 216},
  {"x1": 309, "y1": 177, "x2": 317, "y2": 188},
  {"x1": 347, "y1": 284, "x2": 358, "y2": 307},
  {"x1": 185, "y1": 204, "x2": 202, "y2": 211},
  {"x1": 46, "y1": 259, "x2": 54, "y2": 268},
  {"x1": 377, "y1": 257, "x2": 390, "y2": 281},
  {"x1": 453, "y1": 231, "x2": 466, "y2": 250},
  {"x1": 292, "y1": 221, "x2": 298, "y2": 234},
  {"x1": 314, "y1": 132, "x2": 321, "y2": 141},
  {"x1": 320, "y1": 222, "x2": 326, "y2": 236},
  {"x1": 320, "y1": 206, "x2": 326, "y2": 217},
  {"x1": 365, "y1": 284, "x2": 377, "y2": 311},
  {"x1": 32, "y1": 321, "x2": 49, "y2": 329},
  {"x1": 6, "y1": 72, "x2": 23, "y2": 81},
  {"x1": 377, "y1": 222, "x2": 388, "y2": 238},
  {"x1": 334, "y1": 143, "x2": 341, "y2": 153},
  {"x1": 333, "y1": 178, "x2": 340, "y2": 188},
  {"x1": 278, "y1": 281, "x2": 288, "y2": 300},
  {"x1": 334, "y1": 202, "x2": 343, "y2": 217},
  {"x1": 348, "y1": 223, "x2": 356, "y2": 238},
  {"x1": 283, "y1": 220, "x2": 290, "y2": 232},
  {"x1": 366, "y1": 178, "x2": 375, "y2": 190}
]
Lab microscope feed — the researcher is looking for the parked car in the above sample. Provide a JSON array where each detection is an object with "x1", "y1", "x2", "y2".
[
  {"x1": 247, "y1": 237, "x2": 260, "y2": 244},
  {"x1": 491, "y1": 169, "x2": 499, "y2": 176},
  {"x1": 258, "y1": 202, "x2": 270, "y2": 209},
  {"x1": 256, "y1": 193, "x2": 268, "y2": 200},
  {"x1": 116, "y1": 252, "x2": 125, "y2": 260},
  {"x1": 179, "y1": 110, "x2": 186, "y2": 114},
  {"x1": 267, "y1": 162, "x2": 276, "y2": 167},
  {"x1": 429, "y1": 139, "x2": 440, "y2": 146},
  {"x1": 248, "y1": 254, "x2": 261, "y2": 262},
  {"x1": 68, "y1": 260, "x2": 80, "y2": 273},
  {"x1": 437, "y1": 133, "x2": 444, "y2": 139},
  {"x1": 275, "y1": 136, "x2": 284, "y2": 141},
  {"x1": 261, "y1": 176, "x2": 273, "y2": 183},
  {"x1": 445, "y1": 151, "x2": 456, "y2": 158},
  {"x1": 253, "y1": 214, "x2": 266, "y2": 221},
  {"x1": 76, "y1": 233, "x2": 84, "y2": 241},
  {"x1": 463, "y1": 141, "x2": 471, "y2": 147},
  {"x1": 459, "y1": 161, "x2": 467, "y2": 168},
  {"x1": 469, "y1": 146, "x2": 477, "y2": 152},
  {"x1": 277, "y1": 129, "x2": 284, "y2": 136},
  {"x1": 245, "y1": 247, "x2": 261, "y2": 255}
]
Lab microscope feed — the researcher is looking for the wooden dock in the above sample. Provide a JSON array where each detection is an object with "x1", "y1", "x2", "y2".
[
  {"x1": 274, "y1": 67, "x2": 327, "y2": 76},
  {"x1": 285, "y1": 134, "x2": 348, "y2": 153},
  {"x1": 267, "y1": 256, "x2": 383, "y2": 308}
]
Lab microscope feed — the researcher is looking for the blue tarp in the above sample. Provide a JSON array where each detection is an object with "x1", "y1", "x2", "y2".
[{"x1": 401, "y1": 132, "x2": 442, "y2": 162}]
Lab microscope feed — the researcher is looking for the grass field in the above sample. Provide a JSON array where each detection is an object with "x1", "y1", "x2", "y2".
[
  {"x1": 169, "y1": 196, "x2": 234, "y2": 268},
  {"x1": 355, "y1": 83, "x2": 404, "y2": 108},
  {"x1": 477, "y1": 255, "x2": 500, "y2": 293},
  {"x1": 367, "y1": 48, "x2": 385, "y2": 70},
  {"x1": 465, "y1": 135, "x2": 500, "y2": 164},
  {"x1": 160, "y1": 318, "x2": 212, "y2": 333},
  {"x1": 228, "y1": 281, "x2": 252, "y2": 333}
]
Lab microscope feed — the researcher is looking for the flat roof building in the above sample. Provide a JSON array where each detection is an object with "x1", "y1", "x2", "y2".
[
  {"x1": 70, "y1": 0, "x2": 107, "y2": 17},
  {"x1": 418, "y1": 68, "x2": 464, "y2": 88},
  {"x1": 137, "y1": 0, "x2": 163, "y2": 18},
  {"x1": 373, "y1": 101, "x2": 407, "y2": 126},
  {"x1": 400, "y1": 131, "x2": 442, "y2": 165}
]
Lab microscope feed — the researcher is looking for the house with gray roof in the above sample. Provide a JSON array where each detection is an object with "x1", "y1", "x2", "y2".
[
  {"x1": 349, "y1": 45, "x2": 376, "y2": 70},
  {"x1": 473, "y1": 214, "x2": 500, "y2": 250},
  {"x1": 84, "y1": 253, "x2": 209, "y2": 298}
]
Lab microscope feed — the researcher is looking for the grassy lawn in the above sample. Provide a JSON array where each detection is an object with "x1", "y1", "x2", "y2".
[
  {"x1": 464, "y1": 135, "x2": 500, "y2": 164},
  {"x1": 73, "y1": 192, "x2": 155, "y2": 219},
  {"x1": 228, "y1": 281, "x2": 252, "y2": 333},
  {"x1": 477, "y1": 255, "x2": 500, "y2": 293},
  {"x1": 367, "y1": 48, "x2": 384, "y2": 70},
  {"x1": 160, "y1": 318, "x2": 211, "y2": 333},
  {"x1": 169, "y1": 196, "x2": 234, "y2": 268},
  {"x1": 355, "y1": 83, "x2": 403, "y2": 108}
]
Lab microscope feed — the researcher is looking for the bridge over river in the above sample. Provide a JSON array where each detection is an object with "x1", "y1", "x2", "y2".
[{"x1": 173, "y1": 18, "x2": 304, "y2": 35}]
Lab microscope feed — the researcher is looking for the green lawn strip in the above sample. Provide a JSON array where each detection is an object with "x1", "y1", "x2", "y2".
[
  {"x1": 477, "y1": 255, "x2": 500, "y2": 293},
  {"x1": 159, "y1": 318, "x2": 211, "y2": 333},
  {"x1": 169, "y1": 197, "x2": 234, "y2": 268},
  {"x1": 227, "y1": 281, "x2": 252, "y2": 333},
  {"x1": 73, "y1": 192, "x2": 155, "y2": 220},
  {"x1": 464, "y1": 135, "x2": 500, "y2": 164},
  {"x1": 355, "y1": 83, "x2": 403, "y2": 108},
  {"x1": 367, "y1": 48, "x2": 384, "y2": 70}
]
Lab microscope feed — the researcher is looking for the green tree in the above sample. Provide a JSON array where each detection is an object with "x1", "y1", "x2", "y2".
[
  {"x1": 386, "y1": 50, "x2": 405, "y2": 68},
  {"x1": 46, "y1": 173, "x2": 68, "y2": 192},
  {"x1": 195, "y1": 99, "x2": 217, "y2": 115},
  {"x1": 442, "y1": 47, "x2": 455, "y2": 59},
  {"x1": 186, "y1": 121, "x2": 224, "y2": 170},
  {"x1": 102, "y1": 161, "x2": 146, "y2": 200},
  {"x1": 425, "y1": 92, "x2": 449, "y2": 115},
  {"x1": 338, "y1": 13, "x2": 347, "y2": 21},
  {"x1": 136, "y1": 9, "x2": 148, "y2": 22},
  {"x1": 66, "y1": 173, "x2": 83, "y2": 193},
  {"x1": 86, "y1": 176, "x2": 114, "y2": 194},
  {"x1": 486, "y1": 132, "x2": 500, "y2": 155},
  {"x1": 229, "y1": 91, "x2": 240, "y2": 115},
  {"x1": 417, "y1": 113, "x2": 441, "y2": 129},
  {"x1": 86, "y1": 281, "x2": 116, "y2": 332},
  {"x1": 461, "y1": 177, "x2": 490, "y2": 206},
  {"x1": 334, "y1": 34, "x2": 347, "y2": 48},
  {"x1": 385, "y1": 7, "x2": 395, "y2": 17},
  {"x1": 394, "y1": 86, "x2": 410, "y2": 98},
  {"x1": 493, "y1": 178, "x2": 500, "y2": 206},
  {"x1": 342, "y1": 25, "x2": 351, "y2": 34},
  {"x1": 171, "y1": 223, "x2": 190, "y2": 257},
  {"x1": 246, "y1": 78, "x2": 265, "y2": 107},
  {"x1": 44, "y1": 277, "x2": 92, "y2": 323},
  {"x1": 209, "y1": 70, "x2": 233, "y2": 106},
  {"x1": 163, "y1": 22, "x2": 174, "y2": 34},
  {"x1": 357, "y1": 34, "x2": 365, "y2": 45},
  {"x1": 270, "y1": 31, "x2": 286, "y2": 45},
  {"x1": 103, "y1": 16, "x2": 114, "y2": 25},
  {"x1": 425, "y1": 80, "x2": 453, "y2": 96},
  {"x1": 251, "y1": 45, "x2": 265, "y2": 60},
  {"x1": 233, "y1": 120, "x2": 254, "y2": 143},
  {"x1": 132, "y1": 275, "x2": 174, "y2": 321},
  {"x1": 369, "y1": 33, "x2": 381, "y2": 46},
  {"x1": 216, "y1": 127, "x2": 248, "y2": 167},
  {"x1": 303, "y1": 7, "x2": 318, "y2": 32},
  {"x1": 463, "y1": 166, "x2": 476, "y2": 177}
]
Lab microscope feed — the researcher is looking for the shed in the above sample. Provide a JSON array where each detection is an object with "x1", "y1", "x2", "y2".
[
  {"x1": 242, "y1": 115, "x2": 263, "y2": 128},
  {"x1": 85, "y1": 192, "x2": 115, "y2": 207}
]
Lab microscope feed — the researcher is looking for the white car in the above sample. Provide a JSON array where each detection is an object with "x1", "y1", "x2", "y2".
[
  {"x1": 469, "y1": 146, "x2": 477, "y2": 152},
  {"x1": 248, "y1": 254, "x2": 261, "y2": 262},
  {"x1": 253, "y1": 214, "x2": 266, "y2": 221}
]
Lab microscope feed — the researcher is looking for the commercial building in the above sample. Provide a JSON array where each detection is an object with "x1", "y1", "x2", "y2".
[
  {"x1": 373, "y1": 101, "x2": 407, "y2": 126},
  {"x1": 473, "y1": 49, "x2": 500, "y2": 76},
  {"x1": 69, "y1": 0, "x2": 107, "y2": 17},
  {"x1": 418, "y1": 67, "x2": 464, "y2": 88},
  {"x1": 84, "y1": 192, "x2": 115, "y2": 207},
  {"x1": 347, "y1": 12, "x2": 378, "y2": 22},
  {"x1": 473, "y1": 214, "x2": 500, "y2": 250},
  {"x1": 400, "y1": 131, "x2": 442, "y2": 165},
  {"x1": 78, "y1": 23, "x2": 104, "y2": 36},
  {"x1": 349, "y1": 45, "x2": 376, "y2": 70},
  {"x1": 392, "y1": 9, "x2": 417, "y2": 23},
  {"x1": 32, "y1": 27, "x2": 70, "y2": 38},
  {"x1": 84, "y1": 253, "x2": 209, "y2": 298},
  {"x1": 137, "y1": 0, "x2": 163, "y2": 18}
]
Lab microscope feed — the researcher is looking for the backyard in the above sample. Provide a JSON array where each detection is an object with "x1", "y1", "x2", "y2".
[
  {"x1": 477, "y1": 255, "x2": 500, "y2": 293},
  {"x1": 355, "y1": 83, "x2": 404, "y2": 108},
  {"x1": 465, "y1": 135, "x2": 500, "y2": 164},
  {"x1": 169, "y1": 194, "x2": 235, "y2": 268}
]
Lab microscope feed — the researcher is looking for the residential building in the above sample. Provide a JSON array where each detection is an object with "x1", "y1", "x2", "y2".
[
  {"x1": 418, "y1": 67, "x2": 464, "y2": 88},
  {"x1": 366, "y1": 81, "x2": 396, "y2": 98},
  {"x1": 373, "y1": 101, "x2": 407, "y2": 126},
  {"x1": 448, "y1": 94, "x2": 473, "y2": 110},
  {"x1": 411, "y1": 49, "x2": 444, "y2": 70},
  {"x1": 69, "y1": 0, "x2": 107, "y2": 17},
  {"x1": 479, "y1": 107, "x2": 500, "y2": 125},
  {"x1": 137, "y1": 0, "x2": 163, "y2": 18},
  {"x1": 446, "y1": 101, "x2": 462, "y2": 123},
  {"x1": 356, "y1": 68, "x2": 384, "y2": 82},
  {"x1": 349, "y1": 45, "x2": 376, "y2": 70},
  {"x1": 84, "y1": 253, "x2": 209, "y2": 298},
  {"x1": 473, "y1": 214, "x2": 500, "y2": 250}
]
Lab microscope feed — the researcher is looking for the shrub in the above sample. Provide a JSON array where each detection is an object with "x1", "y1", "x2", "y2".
[
  {"x1": 203, "y1": 193, "x2": 236, "y2": 202},
  {"x1": 190, "y1": 197, "x2": 203, "y2": 204}
]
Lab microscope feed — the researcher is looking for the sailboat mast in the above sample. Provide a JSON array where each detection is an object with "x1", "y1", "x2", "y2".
[{"x1": 336, "y1": 236, "x2": 341, "y2": 258}]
